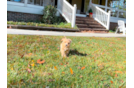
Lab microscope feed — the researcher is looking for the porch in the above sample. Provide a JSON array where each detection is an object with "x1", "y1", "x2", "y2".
[{"x1": 7, "y1": 0, "x2": 126, "y2": 31}]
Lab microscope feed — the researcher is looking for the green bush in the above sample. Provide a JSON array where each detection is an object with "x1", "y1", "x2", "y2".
[
  {"x1": 43, "y1": 5, "x2": 65, "y2": 24},
  {"x1": 43, "y1": 5, "x2": 57, "y2": 24}
]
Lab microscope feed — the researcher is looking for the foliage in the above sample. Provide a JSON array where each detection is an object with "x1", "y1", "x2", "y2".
[
  {"x1": 7, "y1": 35, "x2": 126, "y2": 87},
  {"x1": 43, "y1": 5, "x2": 65, "y2": 24},
  {"x1": 88, "y1": 9, "x2": 93, "y2": 13},
  {"x1": 7, "y1": 21, "x2": 78, "y2": 29}
]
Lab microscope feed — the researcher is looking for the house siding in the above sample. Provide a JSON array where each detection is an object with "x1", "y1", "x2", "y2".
[
  {"x1": 110, "y1": 22, "x2": 126, "y2": 30},
  {"x1": 7, "y1": 11, "x2": 43, "y2": 22}
]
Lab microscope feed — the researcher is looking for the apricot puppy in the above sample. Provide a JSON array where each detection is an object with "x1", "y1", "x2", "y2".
[{"x1": 60, "y1": 37, "x2": 72, "y2": 58}]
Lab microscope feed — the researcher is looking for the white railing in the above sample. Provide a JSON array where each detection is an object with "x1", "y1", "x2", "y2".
[
  {"x1": 91, "y1": 3, "x2": 111, "y2": 30},
  {"x1": 89, "y1": 3, "x2": 126, "y2": 18},
  {"x1": 57, "y1": 0, "x2": 77, "y2": 28}
]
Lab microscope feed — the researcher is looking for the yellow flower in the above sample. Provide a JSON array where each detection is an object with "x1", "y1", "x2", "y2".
[
  {"x1": 32, "y1": 60, "x2": 34, "y2": 63},
  {"x1": 11, "y1": 68, "x2": 13, "y2": 70},
  {"x1": 31, "y1": 63, "x2": 35, "y2": 67}
]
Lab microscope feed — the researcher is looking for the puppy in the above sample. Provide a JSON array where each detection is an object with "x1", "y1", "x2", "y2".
[{"x1": 60, "y1": 37, "x2": 72, "y2": 58}]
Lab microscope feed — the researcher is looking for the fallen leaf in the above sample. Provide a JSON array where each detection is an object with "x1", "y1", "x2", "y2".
[
  {"x1": 37, "y1": 59, "x2": 45, "y2": 64},
  {"x1": 54, "y1": 66, "x2": 58, "y2": 70},
  {"x1": 110, "y1": 80, "x2": 113, "y2": 84},
  {"x1": 101, "y1": 53, "x2": 104, "y2": 55},
  {"x1": 80, "y1": 75, "x2": 83, "y2": 78},
  {"x1": 48, "y1": 73, "x2": 53, "y2": 75},
  {"x1": 81, "y1": 67, "x2": 85, "y2": 70},
  {"x1": 62, "y1": 72, "x2": 65, "y2": 74},
  {"x1": 115, "y1": 71, "x2": 123, "y2": 74},
  {"x1": 115, "y1": 74, "x2": 118, "y2": 77},
  {"x1": 32, "y1": 73, "x2": 34, "y2": 77},
  {"x1": 28, "y1": 64, "x2": 30, "y2": 67},
  {"x1": 59, "y1": 63, "x2": 63, "y2": 65},
  {"x1": 27, "y1": 68, "x2": 31, "y2": 73},
  {"x1": 70, "y1": 68, "x2": 73, "y2": 75},
  {"x1": 124, "y1": 61, "x2": 126, "y2": 63},
  {"x1": 48, "y1": 79, "x2": 54, "y2": 82},
  {"x1": 28, "y1": 53, "x2": 33, "y2": 56}
]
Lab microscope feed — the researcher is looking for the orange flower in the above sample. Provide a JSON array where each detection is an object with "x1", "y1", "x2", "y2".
[
  {"x1": 54, "y1": 66, "x2": 58, "y2": 70},
  {"x1": 81, "y1": 67, "x2": 85, "y2": 70},
  {"x1": 37, "y1": 59, "x2": 45, "y2": 64},
  {"x1": 70, "y1": 68, "x2": 73, "y2": 74},
  {"x1": 110, "y1": 80, "x2": 113, "y2": 84}
]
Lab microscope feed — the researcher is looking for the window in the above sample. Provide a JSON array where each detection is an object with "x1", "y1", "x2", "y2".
[
  {"x1": 7, "y1": 0, "x2": 24, "y2": 3},
  {"x1": 107, "y1": 0, "x2": 126, "y2": 18}
]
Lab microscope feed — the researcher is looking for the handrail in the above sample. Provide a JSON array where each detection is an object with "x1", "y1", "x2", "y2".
[
  {"x1": 91, "y1": 3, "x2": 111, "y2": 30},
  {"x1": 92, "y1": 3, "x2": 126, "y2": 13},
  {"x1": 57, "y1": 0, "x2": 77, "y2": 28}
]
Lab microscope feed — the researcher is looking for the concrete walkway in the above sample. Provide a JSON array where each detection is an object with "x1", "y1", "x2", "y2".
[{"x1": 7, "y1": 29, "x2": 126, "y2": 37}]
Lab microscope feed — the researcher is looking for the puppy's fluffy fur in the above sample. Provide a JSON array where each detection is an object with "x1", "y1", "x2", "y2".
[{"x1": 60, "y1": 37, "x2": 72, "y2": 58}]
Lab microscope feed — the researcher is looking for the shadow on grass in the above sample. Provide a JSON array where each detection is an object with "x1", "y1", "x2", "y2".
[{"x1": 69, "y1": 49, "x2": 87, "y2": 56}]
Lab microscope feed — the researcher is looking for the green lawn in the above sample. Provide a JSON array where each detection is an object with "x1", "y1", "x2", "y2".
[{"x1": 7, "y1": 35, "x2": 126, "y2": 88}]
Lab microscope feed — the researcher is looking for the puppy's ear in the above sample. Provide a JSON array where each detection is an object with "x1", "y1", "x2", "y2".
[
  {"x1": 68, "y1": 39, "x2": 72, "y2": 43},
  {"x1": 61, "y1": 38, "x2": 64, "y2": 42},
  {"x1": 61, "y1": 38, "x2": 65, "y2": 42}
]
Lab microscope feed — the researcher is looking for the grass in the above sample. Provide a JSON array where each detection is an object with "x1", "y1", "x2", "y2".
[
  {"x1": 7, "y1": 35, "x2": 126, "y2": 88},
  {"x1": 109, "y1": 30, "x2": 115, "y2": 33},
  {"x1": 7, "y1": 21, "x2": 78, "y2": 29}
]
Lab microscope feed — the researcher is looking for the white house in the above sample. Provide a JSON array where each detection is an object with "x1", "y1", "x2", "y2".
[{"x1": 7, "y1": 0, "x2": 126, "y2": 30}]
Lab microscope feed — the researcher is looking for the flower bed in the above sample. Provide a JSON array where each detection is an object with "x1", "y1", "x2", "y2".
[{"x1": 7, "y1": 21, "x2": 78, "y2": 30}]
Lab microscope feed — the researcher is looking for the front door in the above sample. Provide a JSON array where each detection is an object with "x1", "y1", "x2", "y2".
[{"x1": 81, "y1": 0, "x2": 85, "y2": 13}]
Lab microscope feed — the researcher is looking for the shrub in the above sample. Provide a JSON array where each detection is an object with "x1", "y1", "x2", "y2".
[
  {"x1": 43, "y1": 5, "x2": 57, "y2": 24},
  {"x1": 43, "y1": 5, "x2": 65, "y2": 24}
]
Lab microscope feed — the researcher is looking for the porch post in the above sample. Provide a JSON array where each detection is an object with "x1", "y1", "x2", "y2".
[
  {"x1": 72, "y1": 4, "x2": 77, "y2": 28},
  {"x1": 24, "y1": 0, "x2": 28, "y2": 6},
  {"x1": 105, "y1": 0, "x2": 108, "y2": 11},
  {"x1": 89, "y1": 0, "x2": 92, "y2": 10},
  {"x1": 116, "y1": 1, "x2": 120, "y2": 18},
  {"x1": 56, "y1": 0, "x2": 60, "y2": 16}
]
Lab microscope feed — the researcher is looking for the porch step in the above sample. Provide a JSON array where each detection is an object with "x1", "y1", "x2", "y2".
[
  {"x1": 88, "y1": 25, "x2": 104, "y2": 28},
  {"x1": 76, "y1": 24, "x2": 88, "y2": 28},
  {"x1": 79, "y1": 28, "x2": 107, "y2": 31},
  {"x1": 79, "y1": 28, "x2": 109, "y2": 33},
  {"x1": 76, "y1": 16, "x2": 108, "y2": 33},
  {"x1": 76, "y1": 18, "x2": 94, "y2": 21}
]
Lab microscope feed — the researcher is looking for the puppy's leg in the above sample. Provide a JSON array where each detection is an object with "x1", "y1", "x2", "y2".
[
  {"x1": 66, "y1": 50, "x2": 70, "y2": 57},
  {"x1": 63, "y1": 53, "x2": 67, "y2": 58}
]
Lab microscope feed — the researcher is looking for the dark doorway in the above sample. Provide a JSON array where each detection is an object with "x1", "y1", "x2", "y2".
[
  {"x1": 99, "y1": 0, "x2": 102, "y2": 5},
  {"x1": 69, "y1": 0, "x2": 72, "y2": 4},
  {"x1": 81, "y1": 0, "x2": 85, "y2": 12},
  {"x1": 55, "y1": 0, "x2": 57, "y2": 6}
]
